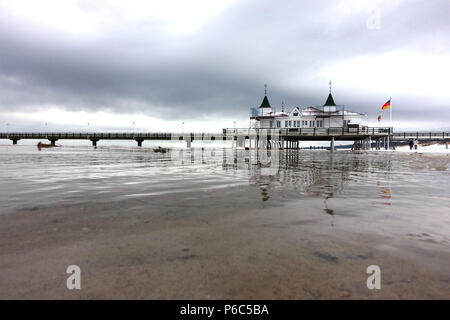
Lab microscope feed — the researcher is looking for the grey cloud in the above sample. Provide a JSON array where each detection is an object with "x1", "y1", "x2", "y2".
[{"x1": 0, "y1": 0, "x2": 449, "y2": 127}]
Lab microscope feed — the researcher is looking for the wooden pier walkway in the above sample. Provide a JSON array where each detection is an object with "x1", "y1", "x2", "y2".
[{"x1": 1, "y1": 127, "x2": 449, "y2": 150}]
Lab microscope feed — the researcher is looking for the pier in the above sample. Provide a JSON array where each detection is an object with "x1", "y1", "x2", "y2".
[{"x1": 1, "y1": 127, "x2": 449, "y2": 150}]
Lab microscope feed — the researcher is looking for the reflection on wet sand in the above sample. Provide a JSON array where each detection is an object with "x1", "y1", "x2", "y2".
[
  {"x1": 0, "y1": 146, "x2": 449, "y2": 299},
  {"x1": 221, "y1": 149, "x2": 391, "y2": 205}
]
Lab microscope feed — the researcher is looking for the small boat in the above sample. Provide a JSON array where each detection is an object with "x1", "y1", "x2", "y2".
[
  {"x1": 37, "y1": 142, "x2": 53, "y2": 148},
  {"x1": 153, "y1": 146, "x2": 169, "y2": 153},
  {"x1": 37, "y1": 142, "x2": 61, "y2": 148}
]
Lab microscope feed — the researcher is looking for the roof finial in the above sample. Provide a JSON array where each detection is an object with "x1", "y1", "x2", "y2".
[
  {"x1": 281, "y1": 100, "x2": 284, "y2": 112},
  {"x1": 329, "y1": 80, "x2": 332, "y2": 94},
  {"x1": 264, "y1": 84, "x2": 268, "y2": 96}
]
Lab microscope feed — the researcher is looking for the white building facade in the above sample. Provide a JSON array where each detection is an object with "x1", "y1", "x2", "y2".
[{"x1": 250, "y1": 90, "x2": 365, "y2": 129}]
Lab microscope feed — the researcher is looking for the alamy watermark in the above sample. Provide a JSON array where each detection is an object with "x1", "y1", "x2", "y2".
[
  {"x1": 366, "y1": 265, "x2": 381, "y2": 290},
  {"x1": 366, "y1": 7, "x2": 381, "y2": 30},
  {"x1": 66, "y1": 265, "x2": 81, "y2": 290},
  {"x1": 168, "y1": 129, "x2": 282, "y2": 176}
]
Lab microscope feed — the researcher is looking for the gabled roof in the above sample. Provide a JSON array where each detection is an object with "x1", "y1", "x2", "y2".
[
  {"x1": 259, "y1": 95, "x2": 272, "y2": 109},
  {"x1": 324, "y1": 93, "x2": 336, "y2": 106},
  {"x1": 290, "y1": 106, "x2": 300, "y2": 114}
]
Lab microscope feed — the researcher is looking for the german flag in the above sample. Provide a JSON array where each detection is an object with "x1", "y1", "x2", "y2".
[{"x1": 382, "y1": 99, "x2": 391, "y2": 110}]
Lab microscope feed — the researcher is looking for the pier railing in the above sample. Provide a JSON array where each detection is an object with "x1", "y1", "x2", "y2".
[
  {"x1": 223, "y1": 127, "x2": 392, "y2": 136},
  {"x1": 0, "y1": 132, "x2": 176, "y2": 140},
  {"x1": 392, "y1": 131, "x2": 450, "y2": 140},
  {"x1": 1, "y1": 127, "x2": 392, "y2": 140}
]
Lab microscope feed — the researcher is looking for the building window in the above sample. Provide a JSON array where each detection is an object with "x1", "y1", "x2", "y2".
[
  {"x1": 309, "y1": 120, "x2": 314, "y2": 127},
  {"x1": 302, "y1": 121, "x2": 308, "y2": 128},
  {"x1": 317, "y1": 120, "x2": 323, "y2": 127},
  {"x1": 293, "y1": 112, "x2": 299, "y2": 117},
  {"x1": 277, "y1": 121, "x2": 281, "y2": 128},
  {"x1": 285, "y1": 121, "x2": 288, "y2": 127}
]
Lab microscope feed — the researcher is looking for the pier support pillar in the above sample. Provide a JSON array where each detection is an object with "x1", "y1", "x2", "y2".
[
  {"x1": 446, "y1": 141, "x2": 448, "y2": 149},
  {"x1": 49, "y1": 139, "x2": 58, "y2": 146},
  {"x1": 186, "y1": 140, "x2": 191, "y2": 148},
  {"x1": 330, "y1": 136, "x2": 335, "y2": 152},
  {"x1": 11, "y1": 139, "x2": 19, "y2": 145},
  {"x1": 136, "y1": 139, "x2": 144, "y2": 147},
  {"x1": 90, "y1": 139, "x2": 99, "y2": 147}
]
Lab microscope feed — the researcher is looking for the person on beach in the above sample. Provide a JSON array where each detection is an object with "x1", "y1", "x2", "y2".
[
  {"x1": 409, "y1": 140, "x2": 414, "y2": 150},
  {"x1": 414, "y1": 139, "x2": 418, "y2": 150}
]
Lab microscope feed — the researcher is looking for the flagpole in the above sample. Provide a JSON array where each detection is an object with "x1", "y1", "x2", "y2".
[
  {"x1": 389, "y1": 97, "x2": 392, "y2": 129},
  {"x1": 389, "y1": 97, "x2": 392, "y2": 150}
]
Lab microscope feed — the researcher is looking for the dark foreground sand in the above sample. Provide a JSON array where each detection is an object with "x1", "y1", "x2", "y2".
[{"x1": 1, "y1": 195, "x2": 449, "y2": 299}]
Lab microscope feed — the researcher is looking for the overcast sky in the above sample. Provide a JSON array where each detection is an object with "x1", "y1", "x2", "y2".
[{"x1": 1, "y1": 0, "x2": 449, "y2": 132}]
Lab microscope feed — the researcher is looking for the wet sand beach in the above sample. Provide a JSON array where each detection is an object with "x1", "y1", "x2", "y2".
[{"x1": 0, "y1": 144, "x2": 449, "y2": 299}]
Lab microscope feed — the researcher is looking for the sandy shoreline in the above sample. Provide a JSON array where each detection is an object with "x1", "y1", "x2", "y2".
[
  {"x1": 1, "y1": 147, "x2": 449, "y2": 299},
  {"x1": 1, "y1": 196, "x2": 449, "y2": 299},
  {"x1": 378, "y1": 142, "x2": 450, "y2": 154}
]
